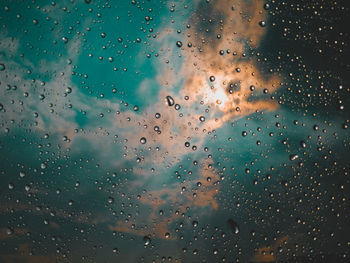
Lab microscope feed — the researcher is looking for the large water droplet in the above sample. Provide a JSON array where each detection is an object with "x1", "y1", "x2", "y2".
[
  {"x1": 140, "y1": 137, "x2": 147, "y2": 144},
  {"x1": 166, "y1": 96, "x2": 175, "y2": 106},
  {"x1": 227, "y1": 219, "x2": 239, "y2": 234}
]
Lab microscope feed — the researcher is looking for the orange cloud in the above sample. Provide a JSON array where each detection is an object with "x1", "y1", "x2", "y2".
[
  {"x1": 107, "y1": 0, "x2": 281, "y2": 239},
  {"x1": 109, "y1": 158, "x2": 219, "y2": 239},
  {"x1": 251, "y1": 235, "x2": 290, "y2": 262}
]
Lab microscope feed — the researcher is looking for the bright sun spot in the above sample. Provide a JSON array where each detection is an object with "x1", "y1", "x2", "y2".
[{"x1": 203, "y1": 75, "x2": 230, "y2": 110}]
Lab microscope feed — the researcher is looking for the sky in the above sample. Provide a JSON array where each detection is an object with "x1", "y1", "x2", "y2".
[{"x1": 0, "y1": 0, "x2": 350, "y2": 262}]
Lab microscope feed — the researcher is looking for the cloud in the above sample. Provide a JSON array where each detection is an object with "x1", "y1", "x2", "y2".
[
  {"x1": 0, "y1": 0, "x2": 282, "y2": 241},
  {"x1": 108, "y1": 158, "x2": 219, "y2": 239},
  {"x1": 251, "y1": 235, "x2": 289, "y2": 262},
  {"x1": 0, "y1": 243, "x2": 57, "y2": 263}
]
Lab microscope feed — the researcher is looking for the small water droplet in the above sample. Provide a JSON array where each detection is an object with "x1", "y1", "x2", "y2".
[
  {"x1": 289, "y1": 154, "x2": 299, "y2": 161},
  {"x1": 62, "y1": 37, "x2": 68, "y2": 43},
  {"x1": 108, "y1": 197, "x2": 114, "y2": 204},
  {"x1": 143, "y1": 236, "x2": 151, "y2": 246}
]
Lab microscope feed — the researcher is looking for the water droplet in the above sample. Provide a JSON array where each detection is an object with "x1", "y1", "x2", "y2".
[
  {"x1": 6, "y1": 227, "x2": 13, "y2": 235},
  {"x1": 264, "y1": 3, "x2": 270, "y2": 10},
  {"x1": 259, "y1": 21, "x2": 266, "y2": 27},
  {"x1": 289, "y1": 154, "x2": 299, "y2": 161},
  {"x1": 176, "y1": 41, "x2": 182, "y2": 47},
  {"x1": 227, "y1": 219, "x2": 239, "y2": 234},
  {"x1": 19, "y1": 171, "x2": 26, "y2": 177},
  {"x1": 166, "y1": 95, "x2": 175, "y2": 106},
  {"x1": 140, "y1": 137, "x2": 147, "y2": 144},
  {"x1": 62, "y1": 37, "x2": 68, "y2": 43},
  {"x1": 143, "y1": 236, "x2": 151, "y2": 246},
  {"x1": 0, "y1": 63, "x2": 5, "y2": 71},
  {"x1": 199, "y1": 116, "x2": 205, "y2": 122},
  {"x1": 108, "y1": 197, "x2": 114, "y2": 204}
]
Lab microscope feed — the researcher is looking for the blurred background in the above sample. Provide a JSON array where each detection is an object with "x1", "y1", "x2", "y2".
[{"x1": 0, "y1": 0, "x2": 349, "y2": 262}]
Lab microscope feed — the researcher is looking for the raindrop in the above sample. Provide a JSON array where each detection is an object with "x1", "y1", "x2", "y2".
[
  {"x1": 108, "y1": 197, "x2": 114, "y2": 204},
  {"x1": 166, "y1": 95, "x2": 175, "y2": 106},
  {"x1": 0, "y1": 63, "x2": 5, "y2": 71},
  {"x1": 62, "y1": 37, "x2": 69, "y2": 43},
  {"x1": 289, "y1": 154, "x2": 299, "y2": 161},
  {"x1": 259, "y1": 21, "x2": 266, "y2": 27},
  {"x1": 176, "y1": 41, "x2": 182, "y2": 47},
  {"x1": 140, "y1": 137, "x2": 147, "y2": 144},
  {"x1": 227, "y1": 219, "x2": 239, "y2": 234},
  {"x1": 264, "y1": 3, "x2": 270, "y2": 10},
  {"x1": 6, "y1": 227, "x2": 13, "y2": 235},
  {"x1": 143, "y1": 236, "x2": 151, "y2": 246}
]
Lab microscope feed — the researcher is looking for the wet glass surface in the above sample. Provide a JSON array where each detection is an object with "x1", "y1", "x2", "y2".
[{"x1": 0, "y1": 0, "x2": 349, "y2": 262}]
